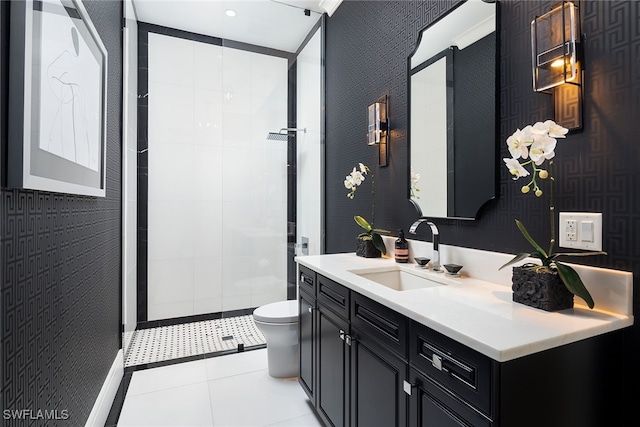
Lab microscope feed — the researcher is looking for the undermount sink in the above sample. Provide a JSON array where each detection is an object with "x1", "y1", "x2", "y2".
[{"x1": 350, "y1": 266, "x2": 446, "y2": 291}]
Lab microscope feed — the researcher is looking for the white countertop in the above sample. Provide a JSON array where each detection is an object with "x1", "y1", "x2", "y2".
[{"x1": 296, "y1": 253, "x2": 634, "y2": 362}]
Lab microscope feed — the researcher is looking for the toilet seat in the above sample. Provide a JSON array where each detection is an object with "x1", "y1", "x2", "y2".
[{"x1": 253, "y1": 300, "x2": 298, "y2": 324}]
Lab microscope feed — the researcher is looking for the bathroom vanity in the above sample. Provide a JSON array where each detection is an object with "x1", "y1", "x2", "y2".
[{"x1": 296, "y1": 253, "x2": 633, "y2": 427}]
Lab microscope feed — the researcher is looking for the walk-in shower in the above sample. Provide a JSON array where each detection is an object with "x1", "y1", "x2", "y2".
[{"x1": 127, "y1": 0, "x2": 324, "y2": 367}]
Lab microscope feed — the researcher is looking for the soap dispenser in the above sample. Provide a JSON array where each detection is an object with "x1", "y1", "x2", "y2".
[{"x1": 395, "y1": 229, "x2": 409, "y2": 263}]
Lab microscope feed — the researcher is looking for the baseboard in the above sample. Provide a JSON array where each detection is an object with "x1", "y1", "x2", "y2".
[{"x1": 85, "y1": 350, "x2": 124, "y2": 427}]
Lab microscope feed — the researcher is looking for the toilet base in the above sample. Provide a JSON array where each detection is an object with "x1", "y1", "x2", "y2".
[
  {"x1": 266, "y1": 341, "x2": 299, "y2": 378},
  {"x1": 254, "y1": 320, "x2": 299, "y2": 378}
]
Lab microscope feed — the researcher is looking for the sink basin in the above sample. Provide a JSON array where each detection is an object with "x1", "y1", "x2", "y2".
[{"x1": 351, "y1": 267, "x2": 445, "y2": 291}]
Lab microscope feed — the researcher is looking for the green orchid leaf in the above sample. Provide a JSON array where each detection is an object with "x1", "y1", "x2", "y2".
[
  {"x1": 555, "y1": 261, "x2": 595, "y2": 309},
  {"x1": 371, "y1": 232, "x2": 387, "y2": 255},
  {"x1": 372, "y1": 228, "x2": 390, "y2": 234},
  {"x1": 498, "y1": 252, "x2": 533, "y2": 270},
  {"x1": 550, "y1": 251, "x2": 607, "y2": 259},
  {"x1": 354, "y1": 215, "x2": 372, "y2": 231},
  {"x1": 515, "y1": 219, "x2": 548, "y2": 259},
  {"x1": 529, "y1": 251, "x2": 546, "y2": 260}
]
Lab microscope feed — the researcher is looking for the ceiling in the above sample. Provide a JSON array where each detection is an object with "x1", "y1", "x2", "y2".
[{"x1": 132, "y1": 0, "x2": 327, "y2": 53}]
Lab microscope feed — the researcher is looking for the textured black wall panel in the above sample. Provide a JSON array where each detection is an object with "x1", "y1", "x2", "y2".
[
  {"x1": 1, "y1": 0, "x2": 122, "y2": 425},
  {"x1": 326, "y1": 2, "x2": 639, "y2": 423}
]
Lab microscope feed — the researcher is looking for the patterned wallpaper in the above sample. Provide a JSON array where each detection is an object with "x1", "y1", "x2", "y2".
[
  {"x1": 325, "y1": 1, "x2": 639, "y2": 424},
  {"x1": 1, "y1": 0, "x2": 122, "y2": 425}
]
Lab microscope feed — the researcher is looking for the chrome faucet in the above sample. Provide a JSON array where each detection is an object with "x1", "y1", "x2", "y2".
[{"x1": 409, "y1": 219, "x2": 440, "y2": 271}]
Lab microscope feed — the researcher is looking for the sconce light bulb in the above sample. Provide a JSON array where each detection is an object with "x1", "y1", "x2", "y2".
[{"x1": 550, "y1": 59, "x2": 565, "y2": 68}]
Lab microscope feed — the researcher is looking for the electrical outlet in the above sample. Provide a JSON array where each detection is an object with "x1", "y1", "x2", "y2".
[
  {"x1": 559, "y1": 212, "x2": 602, "y2": 251},
  {"x1": 565, "y1": 219, "x2": 577, "y2": 241}
]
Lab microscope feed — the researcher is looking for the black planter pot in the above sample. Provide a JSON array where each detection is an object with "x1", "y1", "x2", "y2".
[
  {"x1": 512, "y1": 266, "x2": 574, "y2": 311},
  {"x1": 356, "y1": 238, "x2": 381, "y2": 258}
]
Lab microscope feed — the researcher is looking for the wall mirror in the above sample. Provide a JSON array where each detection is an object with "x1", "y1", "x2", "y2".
[{"x1": 408, "y1": 0, "x2": 498, "y2": 219}]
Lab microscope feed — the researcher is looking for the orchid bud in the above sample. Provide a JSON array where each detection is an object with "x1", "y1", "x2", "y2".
[
  {"x1": 521, "y1": 186, "x2": 530, "y2": 194},
  {"x1": 535, "y1": 189, "x2": 543, "y2": 197},
  {"x1": 538, "y1": 170, "x2": 549, "y2": 179}
]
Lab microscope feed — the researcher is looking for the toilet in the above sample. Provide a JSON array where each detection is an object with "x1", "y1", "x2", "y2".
[{"x1": 253, "y1": 300, "x2": 299, "y2": 378}]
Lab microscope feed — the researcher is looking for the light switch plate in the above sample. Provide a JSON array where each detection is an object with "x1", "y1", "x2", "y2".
[{"x1": 559, "y1": 212, "x2": 602, "y2": 251}]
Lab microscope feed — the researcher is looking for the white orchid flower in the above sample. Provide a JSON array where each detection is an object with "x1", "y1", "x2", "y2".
[
  {"x1": 529, "y1": 136, "x2": 557, "y2": 165},
  {"x1": 506, "y1": 127, "x2": 534, "y2": 159},
  {"x1": 503, "y1": 157, "x2": 530, "y2": 179},
  {"x1": 359, "y1": 163, "x2": 368, "y2": 174},
  {"x1": 543, "y1": 120, "x2": 568, "y2": 138},
  {"x1": 350, "y1": 169, "x2": 365, "y2": 186}
]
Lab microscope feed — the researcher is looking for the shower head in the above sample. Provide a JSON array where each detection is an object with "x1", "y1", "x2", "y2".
[{"x1": 266, "y1": 128, "x2": 306, "y2": 141}]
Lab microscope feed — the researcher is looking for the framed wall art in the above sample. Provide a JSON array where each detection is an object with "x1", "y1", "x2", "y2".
[{"x1": 8, "y1": 0, "x2": 108, "y2": 197}]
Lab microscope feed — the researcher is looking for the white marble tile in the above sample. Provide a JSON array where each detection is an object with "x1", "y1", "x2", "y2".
[
  {"x1": 147, "y1": 258, "x2": 194, "y2": 305},
  {"x1": 221, "y1": 112, "x2": 252, "y2": 147},
  {"x1": 204, "y1": 348, "x2": 267, "y2": 380},
  {"x1": 192, "y1": 146, "x2": 223, "y2": 201},
  {"x1": 193, "y1": 201, "x2": 223, "y2": 256},
  {"x1": 147, "y1": 201, "x2": 196, "y2": 260},
  {"x1": 126, "y1": 360, "x2": 208, "y2": 397},
  {"x1": 148, "y1": 82, "x2": 194, "y2": 145},
  {"x1": 117, "y1": 381, "x2": 213, "y2": 427},
  {"x1": 222, "y1": 47, "x2": 252, "y2": 95},
  {"x1": 193, "y1": 89, "x2": 223, "y2": 146},
  {"x1": 148, "y1": 33, "x2": 194, "y2": 86},
  {"x1": 194, "y1": 41, "x2": 223, "y2": 91},
  {"x1": 148, "y1": 142, "x2": 195, "y2": 202},
  {"x1": 148, "y1": 301, "x2": 195, "y2": 323},
  {"x1": 193, "y1": 256, "x2": 222, "y2": 293},
  {"x1": 207, "y1": 371, "x2": 312, "y2": 426},
  {"x1": 251, "y1": 53, "x2": 287, "y2": 98}
]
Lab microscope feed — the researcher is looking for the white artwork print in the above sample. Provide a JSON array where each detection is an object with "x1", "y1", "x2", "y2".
[{"x1": 38, "y1": 0, "x2": 101, "y2": 172}]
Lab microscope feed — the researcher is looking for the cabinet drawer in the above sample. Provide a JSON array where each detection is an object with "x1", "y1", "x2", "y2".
[
  {"x1": 410, "y1": 321, "x2": 494, "y2": 417},
  {"x1": 317, "y1": 275, "x2": 350, "y2": 320},
  {"x1": 299, "y1": 265, "x2": 316, "y2": 297},
  {"x1": 351, "y1": 293, "x2": 408, "y2": 360},
  {"x1": 410, "y1": 367, "x2": 492, "y2": 427}
]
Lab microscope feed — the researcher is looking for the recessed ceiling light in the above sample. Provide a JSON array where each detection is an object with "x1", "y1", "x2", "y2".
[{"x1": 225, "y1": 9, "x2": 236, "y2": 17}]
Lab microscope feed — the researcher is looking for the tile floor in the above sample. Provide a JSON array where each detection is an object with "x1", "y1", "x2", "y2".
[
  {"x1": 117, "y1": 348, "x2": 323, "y2": 426},
  {"x1": 125, "y1": 315, "x2": 266, "y2": 367}
]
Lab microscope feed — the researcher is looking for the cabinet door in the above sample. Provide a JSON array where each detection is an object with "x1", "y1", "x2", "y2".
[
  {"x1": 409, "y1": 368, "x2": 492, "y2": 427},
  {"x1": 317, "y1": 304, "x2": 350, "y2": 427},
  {"x1": 351, "y1": 331, "x2": 407, "y2": 427},
  {"x1": 298, "y1": 290, "x2": 315, "y2": 402}
]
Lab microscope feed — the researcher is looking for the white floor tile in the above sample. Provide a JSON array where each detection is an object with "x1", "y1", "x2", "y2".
[
  {"x1": 208, "y1": 370, "x2": 312, "y2": 426},
  {"x1": 265, "y1": 413, "x2": 323, "y2": 427},
  {"x1": 117, "y1": 381, "x2": 213, "y2": 427},
  {"x1": 204, "y1": 348, "x2": 268, "y2": 380},
  {"x1": 126, "y1": 359, "x2": 208, "y2": 397}
]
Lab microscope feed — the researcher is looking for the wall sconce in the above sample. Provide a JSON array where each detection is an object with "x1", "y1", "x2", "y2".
[
  {"x1": 531, "y1": 1, "x2": 583, "y2": 130},
  {"x1": 367, "y1": 95, "x2": 388, "y2": 166}
]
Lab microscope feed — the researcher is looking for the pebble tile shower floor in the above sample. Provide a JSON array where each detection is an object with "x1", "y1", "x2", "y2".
[{"x1": 125, "y1": 315, "x2": 266, "y2": 367}]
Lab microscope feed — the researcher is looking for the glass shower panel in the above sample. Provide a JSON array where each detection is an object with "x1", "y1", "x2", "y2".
[{"x1": 218, "y1": 43, "x2": 289, "y2": 314}]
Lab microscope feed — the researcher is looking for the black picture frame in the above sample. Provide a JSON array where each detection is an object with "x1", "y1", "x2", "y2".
[{"x1": 8, "y1": 0, "x2": 108, "y2": 197}]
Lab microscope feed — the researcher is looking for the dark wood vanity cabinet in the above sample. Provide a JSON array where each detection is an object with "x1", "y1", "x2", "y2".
[{"x1": 297, "y1": 265, "x2": 625, "y2": 427}]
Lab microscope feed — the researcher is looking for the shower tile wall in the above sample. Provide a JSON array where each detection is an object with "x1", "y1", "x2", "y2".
[{"x1": 147, "y1": 33, "x2": 288, "y2": 321}]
